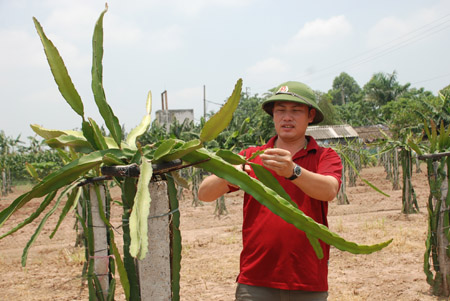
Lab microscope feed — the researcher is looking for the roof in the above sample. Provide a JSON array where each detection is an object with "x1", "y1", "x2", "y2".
[
  {"x1": 353, "y1": 125, "x2": 391, "y2": 142},
  {"x1": 306, "y1": 124, "x2": 359, "y2": 140}
]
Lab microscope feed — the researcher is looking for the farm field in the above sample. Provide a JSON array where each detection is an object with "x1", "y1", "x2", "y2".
[{"x1": 0, "y1": 164, "x2": 445, "y2": 300}]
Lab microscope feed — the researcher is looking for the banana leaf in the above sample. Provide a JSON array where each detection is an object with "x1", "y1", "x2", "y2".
[{"x1": 25, "y1": 162, "x2": 41, "y2": 182}]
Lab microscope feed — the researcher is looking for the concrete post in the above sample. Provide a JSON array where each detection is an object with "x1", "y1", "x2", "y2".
[
  {"x1": 89, "y1": 185, "x2": 109, "y2": 299},
  {"x1": 137, "y1": 180, "x2": 172, "y2": 301}
]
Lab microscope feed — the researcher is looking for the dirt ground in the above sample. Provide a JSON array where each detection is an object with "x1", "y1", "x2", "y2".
[{"x1": 0, "y1": 164, "x2": 447, "y2": 300}]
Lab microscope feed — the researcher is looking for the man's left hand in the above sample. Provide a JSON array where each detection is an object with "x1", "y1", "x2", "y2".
[{"x1": 260, "y1": 148, "x2": 295, "y2": 178}]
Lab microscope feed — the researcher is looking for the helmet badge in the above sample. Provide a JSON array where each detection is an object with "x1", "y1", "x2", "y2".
[{"x1": 277, "y1": 86, "x2": 289, "y2": 93}]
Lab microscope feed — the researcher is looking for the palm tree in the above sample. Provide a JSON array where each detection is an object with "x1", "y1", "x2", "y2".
[{"x1": 363, "y1": 71, "x2": 410, "y2": 106}]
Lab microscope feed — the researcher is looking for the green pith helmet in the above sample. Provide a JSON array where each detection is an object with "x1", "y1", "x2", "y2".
[{"x1": 262, "y1": 81, "x2": 324, "y2": 124}]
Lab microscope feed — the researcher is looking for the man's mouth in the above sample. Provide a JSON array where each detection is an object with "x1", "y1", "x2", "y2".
[{"x1": 282, "y1": 125, "x2": 295, "y2": 128}]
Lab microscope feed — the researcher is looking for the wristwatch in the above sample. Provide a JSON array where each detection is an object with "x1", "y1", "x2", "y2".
[{"x1": 286, "y1": 164, "x2": 302, "y2": 180}]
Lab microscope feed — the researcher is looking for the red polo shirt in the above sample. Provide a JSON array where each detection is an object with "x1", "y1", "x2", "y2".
[{"x1": 235, "y1": 135, "x2": 342, "y2": 291}]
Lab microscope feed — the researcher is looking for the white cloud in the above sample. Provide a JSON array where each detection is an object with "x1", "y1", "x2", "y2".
[
  {"x1": 247, "y1": 58, "x2": 289, "y2": 75},
  {"x1": 244, "y1": 58, "x2": 290, "y2": 90},
  {"x1": 282, "y1": 15, "x2": 352, "y2": 52},
  {"x1": 298, "y1": 15, "x2": 352, "y2": 38},
  {"x1": 367, "y1": 1, "x2": 450, "y2": 48},
  {"x1": 366, "y1": 17, "x2": 409, "y2": 48}
]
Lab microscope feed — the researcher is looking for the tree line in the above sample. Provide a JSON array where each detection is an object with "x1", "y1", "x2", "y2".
[
  {"x1": 323, "y1": 70, "x2": 449, "y2": 138},
  {"x1": 141, "y1": 70, "x2": 449, "y2": 146}
]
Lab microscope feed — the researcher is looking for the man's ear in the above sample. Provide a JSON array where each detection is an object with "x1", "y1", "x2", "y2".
[{"x1": 308, "y1": 108, "x2": 316, "y2": 123}]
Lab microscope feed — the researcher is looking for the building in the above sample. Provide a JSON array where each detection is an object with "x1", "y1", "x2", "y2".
[
  {"x1": 155, "y1": 109, "x2": 194, "y2": 126},
  {"x1": 306, "y1": 124, "x2": 359, "y2": 146},
  {"x1": 155, "y1": 90, "x2": 194, "y2": 127},
  {"x1": 353, "y1": 125, "x2": 391, "y2": 143}
]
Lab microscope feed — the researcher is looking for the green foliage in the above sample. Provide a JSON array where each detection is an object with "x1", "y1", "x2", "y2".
[
  {"x1": 380, "y1": 93, "x2": 430, "y2": 138},
  {"x1": 0, "y1": 7, "x2": 393, "y2": 300},
  {"x1": 0, "y1": 131, "x2": 63, "y2": 184},
  {"x1": 315, "y1": 91, "x2": 341, "y2": 125},
  {"x1": 33, "y1": 18, "x2": 84, "y2": 117},
  {"x1": 332, "y1": 70, "x2": 442, "y2": 133},
  {"x1": 329, "y1": 72, "x2": 362, "y2": 105},
  {"x1": 363, "y1": 71, "x2": 410, "y2": 106},
  {"x1": 336, "y1": 98, "x2": 380, "y2": 126},
  {"x1": 410, "y1": 120, "x2": 450, "y2": 296},
  {"x1": 419, "y1": 87, "x2": 450, "y2": 129},
  {"x1": 375, "y1": 131, "x2": 420, "y2": 212}
]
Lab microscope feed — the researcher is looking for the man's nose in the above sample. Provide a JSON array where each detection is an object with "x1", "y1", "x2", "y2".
[{"x1": 282, "y1": 111, "x2": 294, "y2": 120}]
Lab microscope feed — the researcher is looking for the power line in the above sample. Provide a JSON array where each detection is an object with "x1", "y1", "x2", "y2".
[
  {"x1": 300, "y1": 13, "x2": 450, "y2": 84},
  {"x1": 206, "y1": 99, "x2": 224, "y2": 106},
  {"x1": 411, "y1": 73, "x2": 450, "y2": 85},
  {"x1": 343, "y1": 18, "x2": 450, "y2": 69}
]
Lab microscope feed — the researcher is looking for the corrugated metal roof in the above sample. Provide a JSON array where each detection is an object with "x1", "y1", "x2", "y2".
[
  {"x1": 354, "y1": 125, "x2": 391, "y2": 142},
  {"x1": 306, "y1": 125, "x2": 359, "y2": 140}
]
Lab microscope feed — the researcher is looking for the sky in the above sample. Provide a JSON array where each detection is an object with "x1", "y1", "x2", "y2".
[{"x1": 1, "y1": 0, "x2": 450, "y2": 140}]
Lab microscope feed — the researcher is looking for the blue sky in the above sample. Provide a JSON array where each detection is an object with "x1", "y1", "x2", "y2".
[{"x1": 1, "y1": 0, "x2": 450, "y2": 139}]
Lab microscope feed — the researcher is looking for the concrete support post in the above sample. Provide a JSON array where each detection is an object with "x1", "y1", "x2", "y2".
[{"x1": 138, "y1": 181, "x2": 172, "y2": 301}]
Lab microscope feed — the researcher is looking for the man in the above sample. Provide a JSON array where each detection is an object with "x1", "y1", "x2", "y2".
[{"x1": 198, "y1": 81, "x2": 342, "y2": 301}]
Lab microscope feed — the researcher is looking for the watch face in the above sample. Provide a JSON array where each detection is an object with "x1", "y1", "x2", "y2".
[{"x1": 294, "y1": 164, "x2": 302, "y2": 176}]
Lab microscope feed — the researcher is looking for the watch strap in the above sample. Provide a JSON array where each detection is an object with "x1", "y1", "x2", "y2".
[{"x1": 286, "y1": 164, "x2": 301, "y2": 180}]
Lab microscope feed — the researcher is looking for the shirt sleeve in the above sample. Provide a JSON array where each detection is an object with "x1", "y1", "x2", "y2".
[{"x1": 317, "y1": 148, "x2": 343, "y2": 187}]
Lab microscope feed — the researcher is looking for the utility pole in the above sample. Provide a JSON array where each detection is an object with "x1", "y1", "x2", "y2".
[
  {"x1": 203, "y1": 85, "x2": 206, "y2": 119},
  {"x1": 161, "y1": 90, "x2": 168, "y2": 111},
  {"x1": 161, "y1": 90, "x2": 169, "y2": 132}
]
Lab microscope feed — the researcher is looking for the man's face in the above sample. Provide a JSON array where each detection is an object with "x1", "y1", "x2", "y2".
[{"x1": 272, "y1": 101, "x2": 315, "y2": 142}]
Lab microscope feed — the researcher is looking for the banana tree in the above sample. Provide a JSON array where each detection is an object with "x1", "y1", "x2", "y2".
[{"x1": 0, "y1": 6, "x2": 392, "y2": 301}]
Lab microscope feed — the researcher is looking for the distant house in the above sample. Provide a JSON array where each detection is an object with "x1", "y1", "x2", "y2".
[
  {"x1": 155, "y1": 90, "x2": 194, "y2": 128},
  {"x1": 155, "y1": 109, "x2": 194, "y2": 126},
  {"x1": 353, "y1": 125, "x2": 391, "y2": 143},
  {"x1": 306, "y1": 124, "x2": 359, "y2": 146}
]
